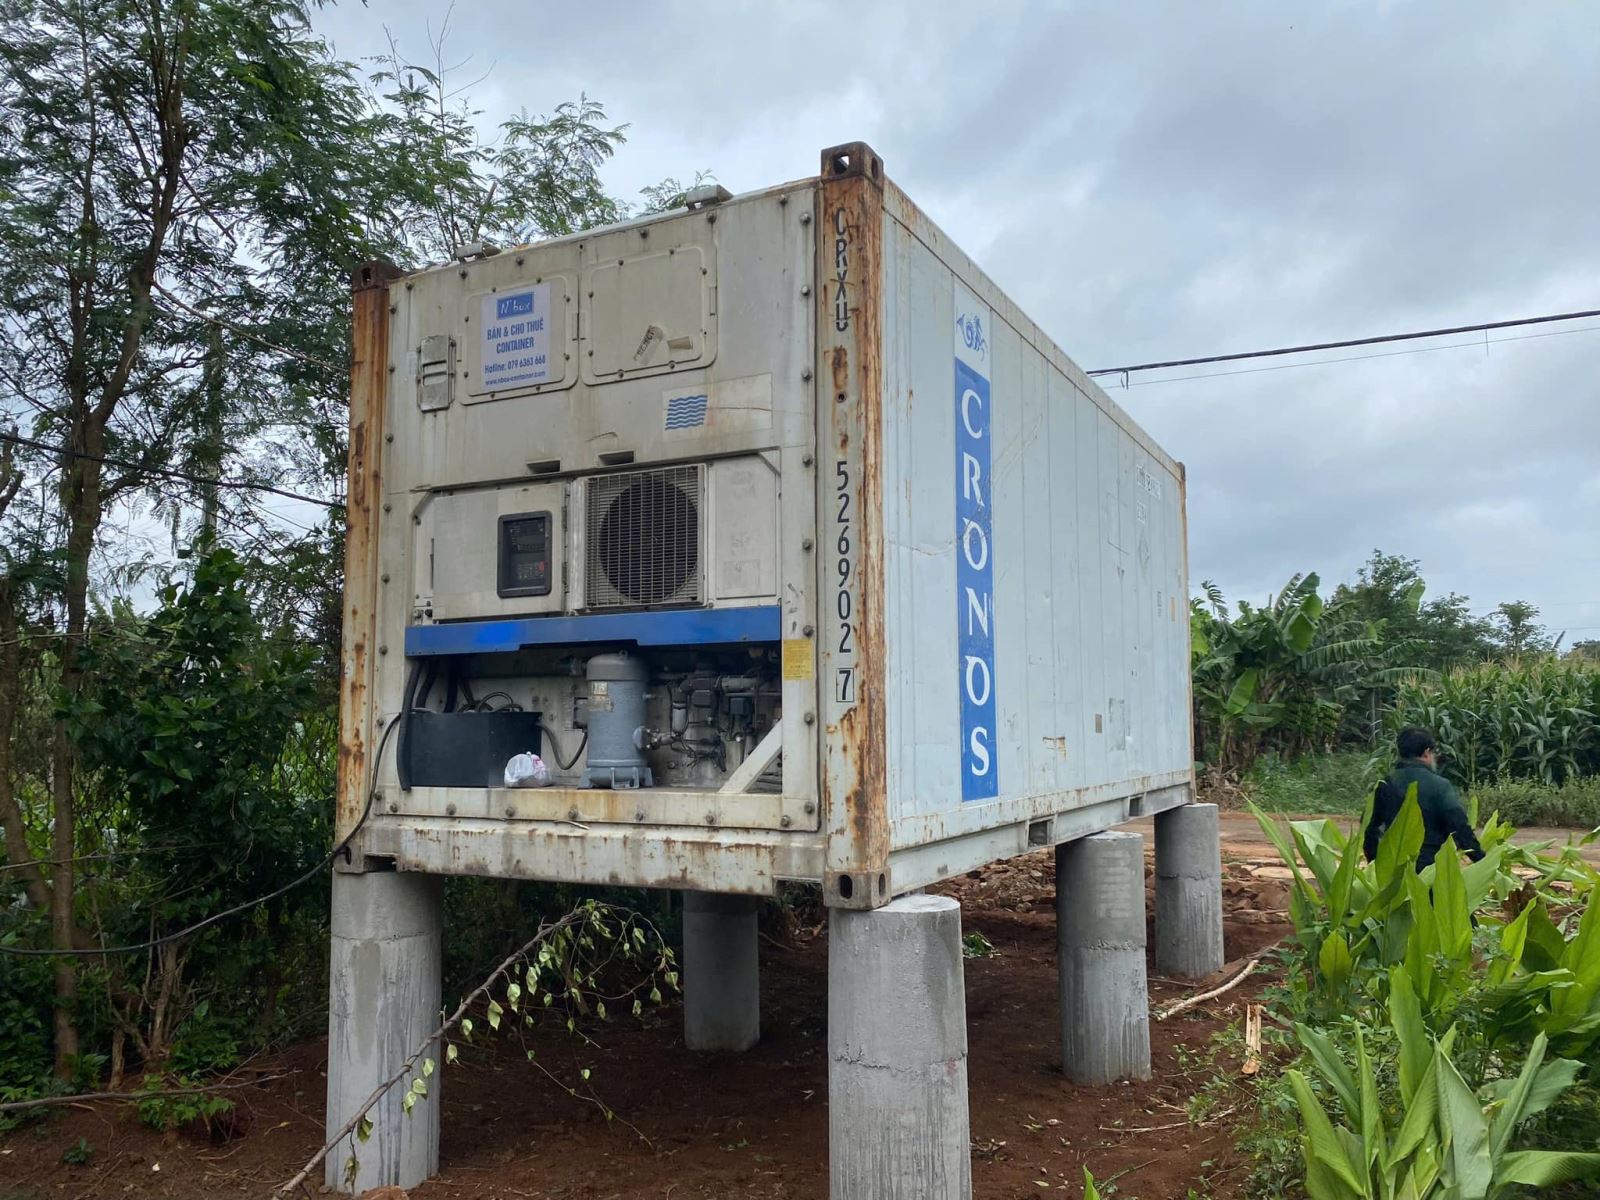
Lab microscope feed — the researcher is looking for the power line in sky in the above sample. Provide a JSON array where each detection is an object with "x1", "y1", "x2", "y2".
[
  {"x1": 1087, "y1": 307, "x2": 1600, "y2": 379},
  {"x1": 0, "y1": 431, "x2": 341, "y2": 510},
  {"x1": 6, "y1": 307, "x2": 1598, "y2": 508},
  {"x1": 1114, "y1": 323, "x2": 1600, "y2": 388}
]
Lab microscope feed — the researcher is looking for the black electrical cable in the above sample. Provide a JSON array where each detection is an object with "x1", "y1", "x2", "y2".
[
  {"x1": 471, "y1": 691, "x2": 521, "y2": 712},
  {"x1": 0, "y1": 430, "x2": 341, "y2": 509},
  {"x1": 0, "y1": 708, "x2": 401, "y2": 958},
  {"x1": 1086, "y1": 307, "x2": 1600, "y2": 377}
]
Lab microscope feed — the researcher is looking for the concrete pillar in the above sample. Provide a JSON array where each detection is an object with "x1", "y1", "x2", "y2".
[
  {"x1": 326, "y1": 869, "x2": 443, "y2": 1194},
  {"x1": 829, "y1": 895, "x2": 971, "y2": 1200},
  {"x1": 1154, "y1": 802, "x2": 1226, "y2": 980},
  {"x1": 682, "y1": 892, "x2": 760, "y2": 1052},
  {"x1": 1056, "y1": 831, "x2": 1151, "y2": 1085}
]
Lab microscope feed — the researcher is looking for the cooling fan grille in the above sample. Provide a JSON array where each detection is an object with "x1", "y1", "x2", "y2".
[{"x1": 584, "y1": 465, "x2": 703, "y2": 608}]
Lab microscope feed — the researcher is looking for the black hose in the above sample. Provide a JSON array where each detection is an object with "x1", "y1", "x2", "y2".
[{"x1": 541, "y1": 723, "x2": 589, "y2": 772}]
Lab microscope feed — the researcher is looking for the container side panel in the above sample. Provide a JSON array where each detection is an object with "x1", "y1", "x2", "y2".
[
  {"x1": 1023, "y1": 348, "x2": 1063, "y2": 796},
  {"x1": 879, "y1": 193, "x2": 1190, "y2": 855},
  {"x1": 1045, "y1": 368, "x2": 1086, "y2": 787},
  {"x1": 881, "y1": 216, "x2": 911, "y2": 821},
  {"x1": 986, "y1": 312, "x2": 1028, "y2": 801},
  {"x1": 883, "y1": 218, "x2": 963, "y2": 823},
  {"x1": 1073, "y1": 392, "x2": 1108, "y2": 788}
]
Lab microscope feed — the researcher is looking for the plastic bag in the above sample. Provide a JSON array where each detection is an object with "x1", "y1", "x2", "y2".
[{"x1": 503, "y1": 752, "x2": 552, "y2": 788}]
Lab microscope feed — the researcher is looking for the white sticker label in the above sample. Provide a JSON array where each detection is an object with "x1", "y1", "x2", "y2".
[{"x1": 480, "y1": 283, "x2": 553, "y2": 392}]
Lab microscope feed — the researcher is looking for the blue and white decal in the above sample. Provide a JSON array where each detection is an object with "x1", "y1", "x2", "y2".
[
  {"x1": 954, "y1": 284, "x2": 998, "y2": 802},
  {"x1": 663, "y1": 392, "x2": 709, "y2": 431},
  {"x1": 479, "y1": 281, "x2": 553, "y2": 392}
]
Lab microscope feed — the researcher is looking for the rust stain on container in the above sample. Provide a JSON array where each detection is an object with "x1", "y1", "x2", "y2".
[
  {"x1": 337, "y1": 259, "x2": 404, "y2": 840},
  {"x1": 819, "y1": 143, "x2": 889, "y2": 898}
]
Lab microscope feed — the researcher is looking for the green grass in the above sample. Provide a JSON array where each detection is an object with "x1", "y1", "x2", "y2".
[
  {"x1": 1241, "y1": 748, "x2": 1600, "y2": 830},
  {"x1": 1240, "y1": 748, "x2": 1382, "y2": 815}
]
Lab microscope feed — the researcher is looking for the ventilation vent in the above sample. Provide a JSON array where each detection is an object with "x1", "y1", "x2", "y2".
[{"x1": 584, "y1": 465, "x2": 703, "y2": 609}]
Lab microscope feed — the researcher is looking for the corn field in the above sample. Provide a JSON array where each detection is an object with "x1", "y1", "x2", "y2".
[{"x1": 1391, "y1": 659, "x2": 1600, "y2": 786}]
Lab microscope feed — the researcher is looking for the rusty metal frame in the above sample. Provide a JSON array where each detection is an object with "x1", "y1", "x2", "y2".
[
  {"x1": 337, "y1": 260, "x2": 404, "y2": 847},
  {"x1": 387, "y1": 782, "x2": 811, "y2": 833},
  {"x1": 817, "y1": 142, "x2": 891, "y2": 908},
  {"x1": 366, "y1": 817, "x2": 822, "y2": 895}
]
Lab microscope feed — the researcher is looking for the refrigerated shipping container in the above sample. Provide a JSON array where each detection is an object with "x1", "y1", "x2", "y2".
[{"x1": 338, "y1": 142, "x2": 1192, "y2": 908}]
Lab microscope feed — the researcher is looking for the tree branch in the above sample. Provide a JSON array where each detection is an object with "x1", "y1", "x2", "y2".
[
  {"x1": 0, "y1": 1073, "x2": 290, "y2": 1114},
  {"x1": 274, "y1": 908, "x2": 587, "y2": 1197}
]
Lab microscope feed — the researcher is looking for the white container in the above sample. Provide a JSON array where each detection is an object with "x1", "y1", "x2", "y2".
[{"x1": 339, "y1": 143, "x2": 1191, "y2": 908}]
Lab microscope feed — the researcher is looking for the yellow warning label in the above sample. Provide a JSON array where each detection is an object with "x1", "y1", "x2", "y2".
[{"x1": 781, "y1": 637, "x2": 814, "y2": 681}]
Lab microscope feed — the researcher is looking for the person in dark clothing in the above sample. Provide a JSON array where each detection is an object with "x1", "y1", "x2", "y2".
[{"x1": 1362, "y1": 727, "x2": 1485, "y2": 869}]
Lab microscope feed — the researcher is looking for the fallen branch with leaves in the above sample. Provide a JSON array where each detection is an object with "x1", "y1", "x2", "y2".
[
  {"x1": 275, "y1": 901, "x2": 674, "y2": 1198},
  {"x1": 0, "y1": 1072, "x2": 290, "y2": 1115}
]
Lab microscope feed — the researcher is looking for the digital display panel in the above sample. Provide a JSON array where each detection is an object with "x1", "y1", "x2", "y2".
[{"x1": 496, "y1": 512, "x2": 552, "y2": 597}]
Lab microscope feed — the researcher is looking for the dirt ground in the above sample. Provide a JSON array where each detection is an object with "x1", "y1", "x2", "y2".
[
  {"x1": 1, "y1": 850, "x2": 1291, "y2": 1200},
  {"x1": 1126, "y1": 810, "x2": 1600, "y2": 867}
]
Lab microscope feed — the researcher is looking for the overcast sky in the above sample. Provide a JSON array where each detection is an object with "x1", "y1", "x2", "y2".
[{"x1": 313, "y1": 1, "x2": 1600, "y2": 643}]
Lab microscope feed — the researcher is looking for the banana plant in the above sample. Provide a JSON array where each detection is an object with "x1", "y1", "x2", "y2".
[
  {"x1": 1288, "y1": 976, "x2": 1600, "y2": 1199},
  {"x1": 1193, "y1": 574, "x2": 1392, "y2": 774}
]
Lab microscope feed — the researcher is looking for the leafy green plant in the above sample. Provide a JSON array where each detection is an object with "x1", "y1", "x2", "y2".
[
  {"x1": 60, "y1": 1137, "x2": 93, "y2": 1166},
  {"x1": 962, "y1": 931, "x2": 999, "y2": 959},
  {"x1": 1252, "y1": 791, "x2": 1597, "y2": 1041},
  {"x1": 1242, "y1": 749, "x2": 1384, "y2": 815},
  {"x1": 1288, "y1": 979, "x2": 1600, "y2": 1198},
  {"x1": 1467, "y1": 777, "x2": 1600, "y2": 830},
  {"x1": 136, "y1": 1073, "x2": 235, "y2": 1134},
  {"x1": 1480, "y1": 887, "x2": 1600, "y2": 1060}
]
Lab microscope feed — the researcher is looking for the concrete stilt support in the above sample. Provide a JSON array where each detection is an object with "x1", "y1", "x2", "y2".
[
  {"x1": 325, "y1": 869, "x2": 443, "y2": 1194},
  {"x1": 1154, "y1": 802, "x2": 1226, "y2": 980},
  {"x1": 1056, "y1": 831, "x2": 1151, "y2": 1085},
  {"x1": 682, "y1": 892, "x2": 760, "y2": 1052},
  {"x1": 829, "y1": 895, "x2": 971, "y2": 1200}
]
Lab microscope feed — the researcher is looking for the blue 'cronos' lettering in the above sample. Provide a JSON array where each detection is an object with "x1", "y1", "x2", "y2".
[{"x1": 955, "y1": 355, "x2": 998, "y2": 801}]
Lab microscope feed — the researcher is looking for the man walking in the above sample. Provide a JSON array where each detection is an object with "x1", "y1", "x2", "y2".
[{"x1": 1363, "y1": 727, "x2": 1485, "y2": 869}]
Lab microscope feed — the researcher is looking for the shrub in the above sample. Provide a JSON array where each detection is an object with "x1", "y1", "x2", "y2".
[
  {"x1": 1243, "y1": 749, "x2": 1384, "y2": 815},
  {"x1": 1289, "y1": 1013, "x2": 1600, "y2": 1198},
  {"x1": 1251, "y1": 795, "x2": 1600, "y2": 1055},
  {"x1": 1470, "y1": 777, "x2": 1600, "y2": 830}
]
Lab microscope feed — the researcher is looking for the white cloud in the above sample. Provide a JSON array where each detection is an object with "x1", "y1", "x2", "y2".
[{"x1": 313, "y1": 0, "x2": 1600, "y2": 624}]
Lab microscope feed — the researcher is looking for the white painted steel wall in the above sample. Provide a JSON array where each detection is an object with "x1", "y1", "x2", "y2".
[
  {"x1": 345, "y1": 153, "x2": 1191, "y2": 901},
  {"x1": 879, "y1": 187, "x2": 1190, "y2": 854}
]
